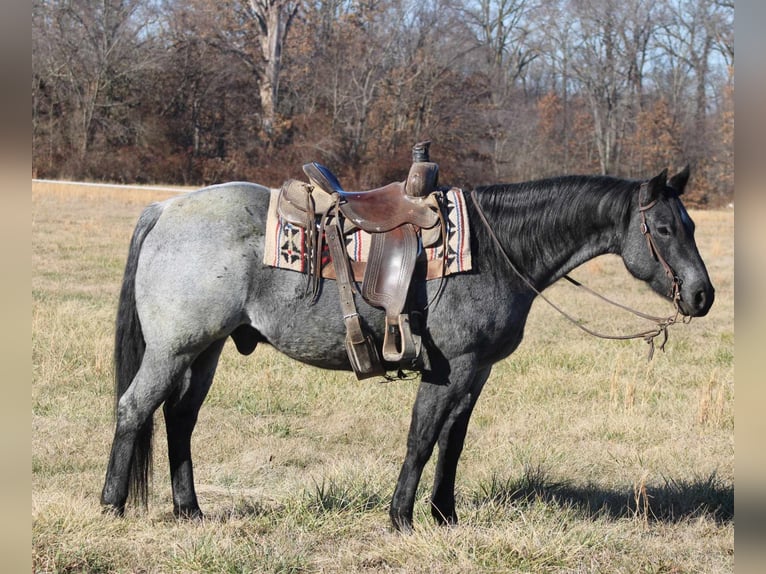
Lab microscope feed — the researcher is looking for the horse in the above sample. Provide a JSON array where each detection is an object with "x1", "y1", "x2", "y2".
[{"x1": 100, "y1": 165, "x2": 714, "y2": 531}]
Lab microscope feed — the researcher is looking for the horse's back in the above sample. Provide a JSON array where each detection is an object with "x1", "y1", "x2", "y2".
[{"x1": 150, "y1": 181, "x2": 272, "y2": 234}]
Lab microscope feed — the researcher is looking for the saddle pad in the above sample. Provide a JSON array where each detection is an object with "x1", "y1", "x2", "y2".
[{"x1": 263, "y1": 187, "x2": 472, "y2": 278}]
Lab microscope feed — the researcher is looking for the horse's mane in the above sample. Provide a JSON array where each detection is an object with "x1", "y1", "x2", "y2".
[{"x1": 471, "y1": 175, "x2": 637, "y2": 271}]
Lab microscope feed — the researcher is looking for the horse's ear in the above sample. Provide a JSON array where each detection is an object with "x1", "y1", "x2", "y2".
[
  {"x1": 668, "y1": 164, "x2": 691, "y2": 194},
  {"x1": 641, "y1": 168, "x2": 668, "y2": 204}
]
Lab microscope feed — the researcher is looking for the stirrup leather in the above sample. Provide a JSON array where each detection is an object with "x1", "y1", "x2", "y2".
[{"x1": 325, "y1": 221, "x2": 384, "y2": 379}]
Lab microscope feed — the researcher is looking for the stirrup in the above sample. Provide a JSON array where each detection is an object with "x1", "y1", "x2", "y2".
[{"x1": 381, "y1": 314, "x2": 421, "y2": 363}]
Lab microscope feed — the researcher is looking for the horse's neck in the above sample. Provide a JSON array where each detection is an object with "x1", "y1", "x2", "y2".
[
  {"x1": 538, "y1": 228, "x2": 620, "y2": 286},
  {"x1": 484, "y1": 186, "x2": 629, "y2": 290},
  {"x1": 537, "y1": 195, "x2": 628, "y2": 288}
]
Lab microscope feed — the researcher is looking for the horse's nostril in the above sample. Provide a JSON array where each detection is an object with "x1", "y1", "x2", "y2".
[{"x1": 693, "y1": 287, "x2": 714, "y2": 313}]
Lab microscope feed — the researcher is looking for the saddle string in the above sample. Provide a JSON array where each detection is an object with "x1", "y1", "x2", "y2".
[
  {"x1": 469, "y1": 188, "x2": 684, "y2": 360},
  {"x1": 306, "y1": 191, "x2": 348, "y2": 303},
  {"x1": 420, "y1": 191, "x2": 451, "y2": 312},
  {"x1": 309, "y1": 191, "x2": 321, "y2": 301}
]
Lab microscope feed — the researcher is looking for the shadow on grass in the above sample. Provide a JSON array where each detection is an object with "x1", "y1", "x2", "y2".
[
  {"x1": 471, "y1": 465, "x2": 733, "y2": 525},
  {"x1": 194, "y1": 467, "x2": 732, "y2": 526}
]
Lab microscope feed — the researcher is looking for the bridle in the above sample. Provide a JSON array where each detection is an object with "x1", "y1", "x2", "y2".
[
  {"x1": 637, "y1": 181, "x2": 683, "y2": 304},
  {"x1": 470, "y1": 183, "x2": 689, "y2": 360}
]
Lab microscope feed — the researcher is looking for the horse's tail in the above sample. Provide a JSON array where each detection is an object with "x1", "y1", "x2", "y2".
[{"x1": 113, "y1": 202, "x2": 165, "y2": 508}]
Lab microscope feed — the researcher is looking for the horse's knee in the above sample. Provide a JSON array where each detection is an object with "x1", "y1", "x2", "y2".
[
  {"x1": 113, "y1": 395, "x2": 156, "y2": 440},
  {"x1": 114, "y1": 398, "x2": 140, "y2": 431}
]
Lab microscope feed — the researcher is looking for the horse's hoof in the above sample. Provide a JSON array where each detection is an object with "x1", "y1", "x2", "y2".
[
  {"x1": 101, "y1": 503, "x2": 125, "y2": 518},
  {"x1": 389, "y1": 513, "x2": 414, "y2": 534},
  {"x1": 174, "y1": 506, "x2": 204, "y2": 521},
  {"x1": 431, "y1": 506, "x2": 458, "y2": 526}
]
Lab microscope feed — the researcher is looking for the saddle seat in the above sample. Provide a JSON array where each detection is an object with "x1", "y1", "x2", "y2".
[
  {"x1": 302, "y1": 162, "x2": 440, "y2": 233},
  {"x1": 275, "y1": 144, "x2": 445, "y2": 380}
]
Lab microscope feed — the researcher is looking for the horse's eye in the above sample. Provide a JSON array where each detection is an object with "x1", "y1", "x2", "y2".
[{"x1": 656, "y1": 225, "x2": 672, "y2": 237}]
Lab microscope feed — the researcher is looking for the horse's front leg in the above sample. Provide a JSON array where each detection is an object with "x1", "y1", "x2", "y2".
[
  {"x1": 389, "y1": 356, "x2": 482, "y2": 532},
  {"x1": 430, "y1": 366, "x2": 492, "y2": 525}
]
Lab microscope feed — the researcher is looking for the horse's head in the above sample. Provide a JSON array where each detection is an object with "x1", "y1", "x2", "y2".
[{"x1": 622, "y1": 166, "x2": 715, "y2": 317}]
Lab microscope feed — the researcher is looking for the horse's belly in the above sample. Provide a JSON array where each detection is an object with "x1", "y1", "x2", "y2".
[{"x1": 245, "y1": 273, "x2": 359, "y2": 370}]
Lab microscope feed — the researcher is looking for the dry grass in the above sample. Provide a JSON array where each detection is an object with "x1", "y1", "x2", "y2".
[{"x1": 32, "y1": 181, "x2": 734, "y2": 573}]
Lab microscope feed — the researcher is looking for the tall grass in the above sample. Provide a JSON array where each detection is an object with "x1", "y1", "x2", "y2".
[{"x1": 32, "y1": 182, "x2": 734, "y2": 573}]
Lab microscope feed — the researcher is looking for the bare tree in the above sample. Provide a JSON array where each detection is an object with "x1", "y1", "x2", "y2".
[
  {"x1": 656, "y1": 0, "x2": 732, "y2": 161},
  {"x1": 152, "y1": 1, "x2": 251, "y2": 183},
  {"x1": 188, "y1": 0, "x2": 299, "y2": 138},
  {"x1": 712, "y1": 0, "x2": 734, "y2": 70},
  {"x1": 32, "y1": 0, "x2": 159, "y2": 174},
  {"x1": 537, "y1": 0, "x2": 579, "y2": 172},
  {"x1": 249, "y1": 0, "x2": 300, "y2": 135},
  {"x1": 365, "y1": 1, "x2": 471, "y2": 157},
  {"x1": 567, "y1": 0, "x2": 656, "y2": 174},
  {"x1": 454, "y1": 0, "x2": 539, "y2": 179},
  {"x1": 283, "y1": 0, "x2": 401, "y2": 172},
  {"x1": 31, "y1": 0, "x2": 734, "y2": 203}
]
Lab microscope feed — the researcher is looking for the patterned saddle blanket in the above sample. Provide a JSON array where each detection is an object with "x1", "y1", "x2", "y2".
[{"x1": 263, "y1": 186, "x2": 472, "y2": 281}]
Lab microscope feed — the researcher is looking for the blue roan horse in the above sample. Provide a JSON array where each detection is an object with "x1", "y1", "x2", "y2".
[{"x1": 101, "y1": 166, "x2": 714, "y2": 531}]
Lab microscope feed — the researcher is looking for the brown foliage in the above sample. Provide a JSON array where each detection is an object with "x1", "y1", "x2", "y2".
[
  {"x1": 627, "y1": 98, "x2": 684, "y2": 175},
  {"x1": 32, "y1": 0, "x2": 733, "y2": 205}
]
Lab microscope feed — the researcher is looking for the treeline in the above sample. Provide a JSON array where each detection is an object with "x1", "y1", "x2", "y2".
[{"x1": 32, "y1": 0, "x2": 734, "y2": 206}]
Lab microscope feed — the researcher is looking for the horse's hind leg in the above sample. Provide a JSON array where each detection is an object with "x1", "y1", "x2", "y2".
[
  {"x1": 101, "y1": 348, "x2": 193, "y2": 514},
  {"x1": 163, "y1": 339, "x2": 226, "y2": 519},
  {"x1": 430, "y1": 366, "x2": 491, "y2": 525}
]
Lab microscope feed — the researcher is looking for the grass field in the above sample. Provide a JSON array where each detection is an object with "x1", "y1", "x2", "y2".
[{"x1": 32, "y1": 181, "x2": 734, "y2": 573}]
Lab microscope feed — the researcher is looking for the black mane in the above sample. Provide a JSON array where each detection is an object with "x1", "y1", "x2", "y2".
[{"x1": 470, "y1": 175, "x2": 637, "y2": 279}]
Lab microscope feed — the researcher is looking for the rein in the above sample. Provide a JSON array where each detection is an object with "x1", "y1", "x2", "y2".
[{"x1": 469, "y1": 186, "x2": 687, "y2": 360}]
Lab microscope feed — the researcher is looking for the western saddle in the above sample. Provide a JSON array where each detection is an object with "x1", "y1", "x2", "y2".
[{"x1": 277, "y1": 141, "x2": 444, "y2": 379}]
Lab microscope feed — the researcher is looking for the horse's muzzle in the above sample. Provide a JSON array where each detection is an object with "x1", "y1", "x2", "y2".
[{"x1": 679, "y1": 281, "x2": 715, "y2": 317}]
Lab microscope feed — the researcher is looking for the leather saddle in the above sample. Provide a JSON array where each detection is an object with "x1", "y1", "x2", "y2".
[
  {"x1": 276, "y1": 142, "x2": 444, "y2": 379},
  {"x1": 302, "y1": 162, "x2": 439, "y2": 232}
]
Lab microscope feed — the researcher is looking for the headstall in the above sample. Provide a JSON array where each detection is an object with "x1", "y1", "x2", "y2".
[{"x1": 470, "y1": 184, "x2": 689, "y2": 360}]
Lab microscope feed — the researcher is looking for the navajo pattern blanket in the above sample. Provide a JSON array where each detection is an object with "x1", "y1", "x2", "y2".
[{"x1": 263, "y1": 187, "x2": 472, "y2": 279}]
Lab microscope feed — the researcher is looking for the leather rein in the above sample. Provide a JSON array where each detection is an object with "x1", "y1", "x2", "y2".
[{"x1": 470, "y1": 183, "x2": 688, "y2": 360}]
